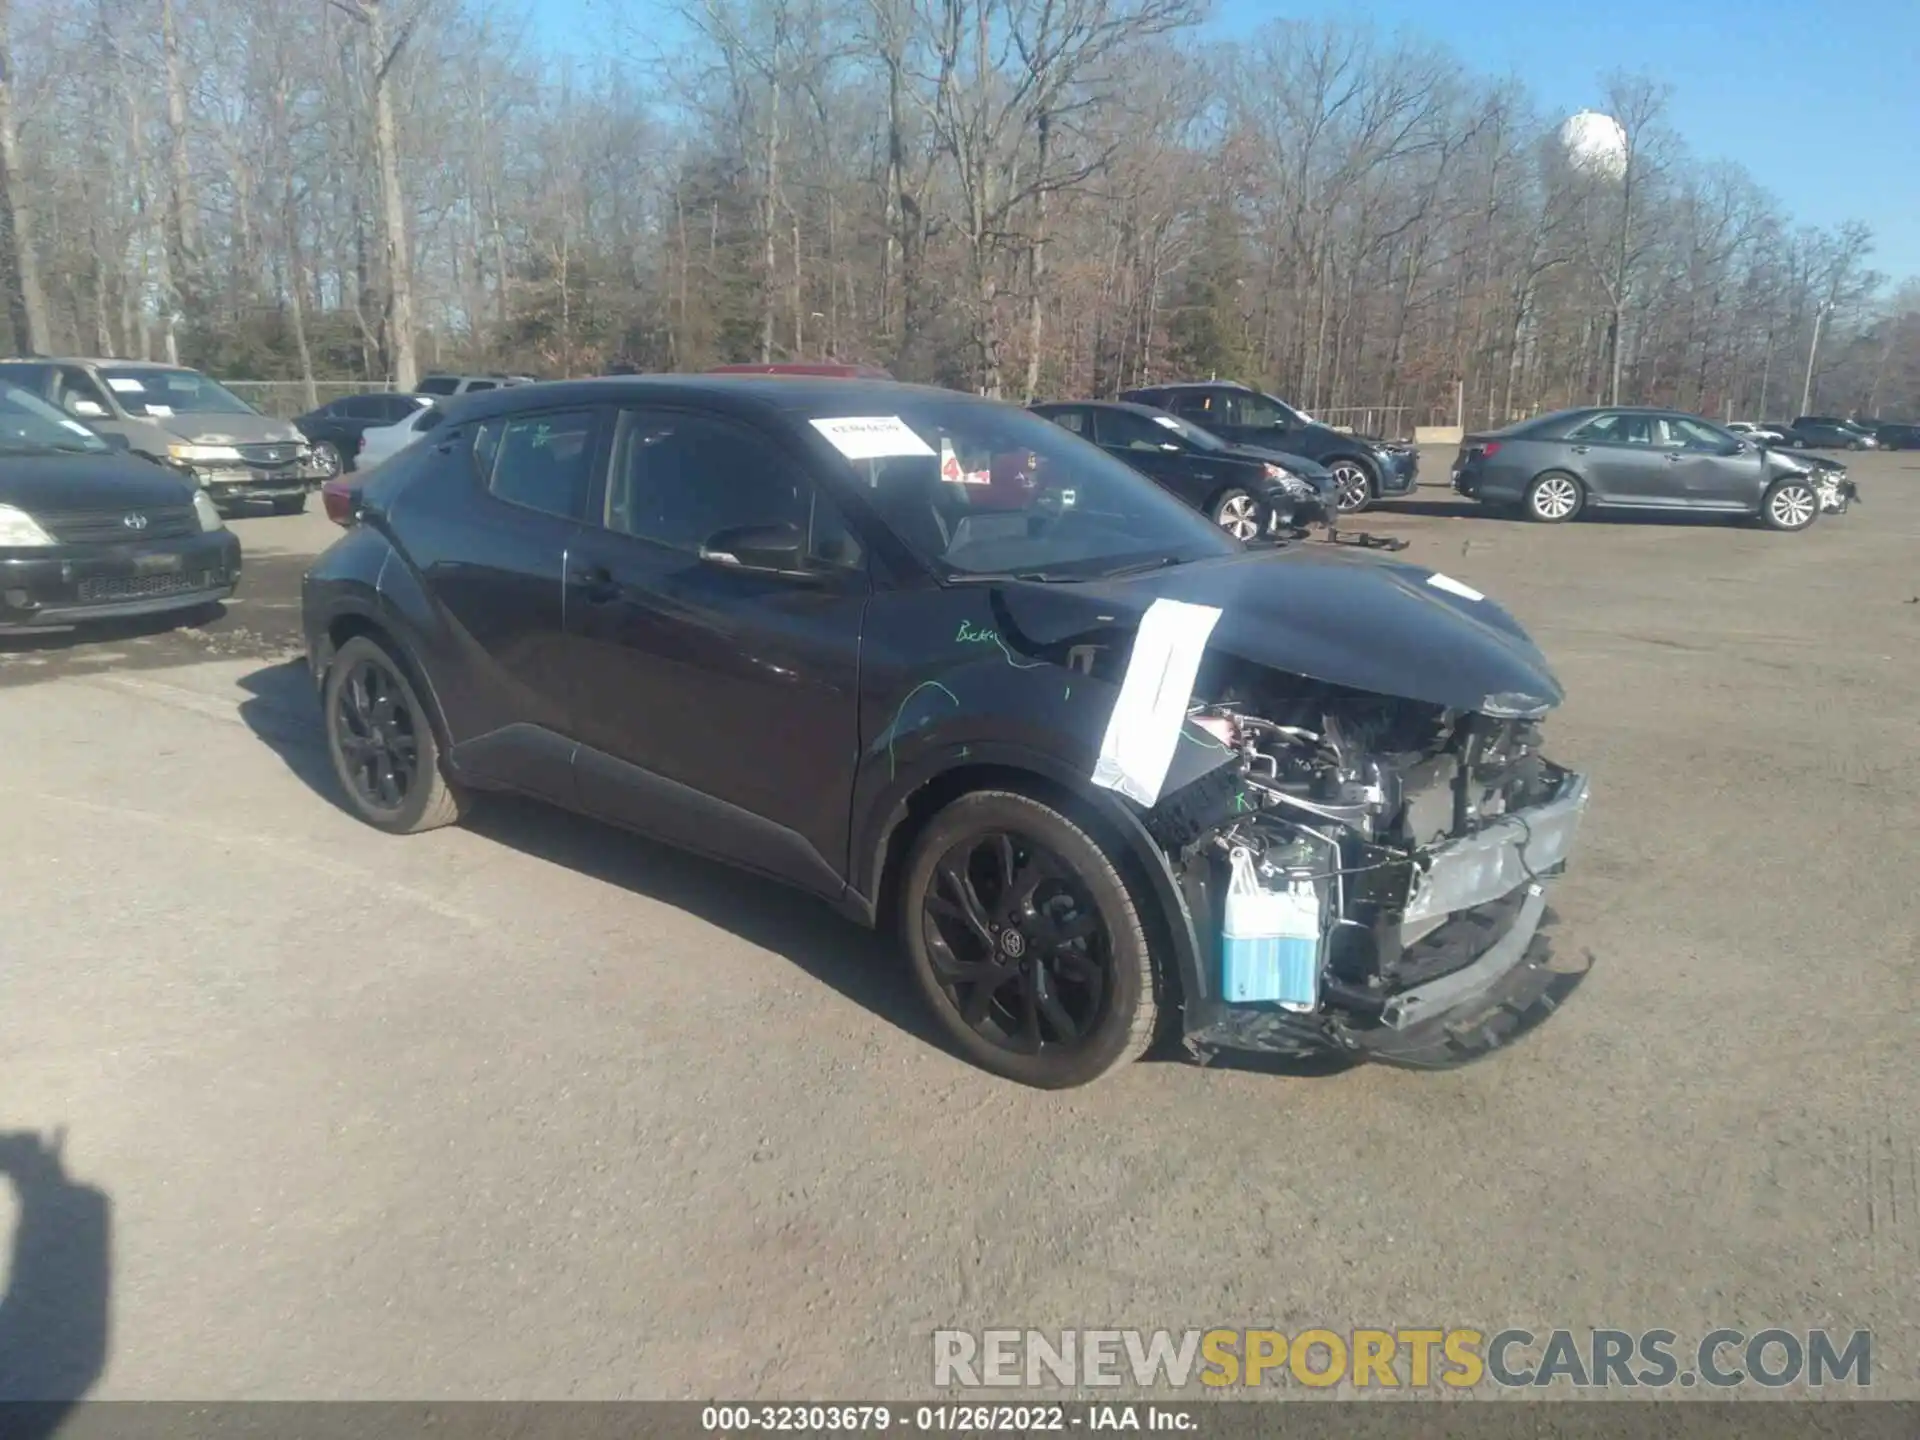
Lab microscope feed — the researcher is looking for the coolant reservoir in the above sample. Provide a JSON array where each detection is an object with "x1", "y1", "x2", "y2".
[{"x1": 1221, "y1": 847, "x2": 1324, "y2": 1012}]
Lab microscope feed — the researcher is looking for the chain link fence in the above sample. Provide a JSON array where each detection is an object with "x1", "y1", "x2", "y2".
[{"x1": 221, "y1": 379, "x2": 394, "y2": 419}]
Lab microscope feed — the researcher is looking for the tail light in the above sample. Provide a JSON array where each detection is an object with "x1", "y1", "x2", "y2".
[
  {"x1": 1479, "y1": 441, "x2": 1502, "y2": 459},
  {"x1": 322, "y1": 479, "x2": 357, "y2": 528}
]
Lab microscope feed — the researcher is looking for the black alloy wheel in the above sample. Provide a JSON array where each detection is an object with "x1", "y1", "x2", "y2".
[
  {"x1": 902, "y1": 791, "x2": 1157, "y2": 1088},
  {"x1": 322, "y1": 635, "x2": 467, "y2": 833}
]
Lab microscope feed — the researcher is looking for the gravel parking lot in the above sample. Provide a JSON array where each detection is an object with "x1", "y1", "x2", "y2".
[{"x1": 3, "y1": 453, "x2": 1917, "y2": 1400}]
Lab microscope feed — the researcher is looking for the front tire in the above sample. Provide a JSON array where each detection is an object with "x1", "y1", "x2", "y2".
[
  {"x1": 1761, "y1": 477, "x2": 1819, "y2": 532},
  {"x1": 1327, "y1": 459, "x2": 1376, "y2": 514},
  {"x1": 322, "y1": 635, "x2": 468, "y2": 834},
  {"x1": 1209, "y1": 487, "x2": 1263, "y2": 541},
  {"x1": 311, "y1": 441, "x2": 343, "y2": 478},
  {"x1": 900, "y1": 790, "x2": 1159, "y2": 1088},
  {"x1": 1525, "y1": 471, "x2": 1584, "y2": 523}
]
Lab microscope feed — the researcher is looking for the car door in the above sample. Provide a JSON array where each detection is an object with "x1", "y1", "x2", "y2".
[
  {"x1": 1088, "y1": 408, "x2": 1206, "y2": 505},
  {"x1": 1563, "y1": 412, "x2": 1671, "y2": 503},
  {"x1": 561, "y1": 404, "x2": 868, "y2": 895},
  {"x1": 408, "y1": 404, "x2": 604, "y2": 796},
  {"x1": 1658, "y1": 415, "x2": 1761, "y2": 509}
]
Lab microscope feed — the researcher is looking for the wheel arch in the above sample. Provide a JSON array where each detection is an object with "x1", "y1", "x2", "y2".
[
  {"x1": 864, "y1": 757, "x2": 1203, "y2": 1017},
  {"x1": 314, "y1": 605, "x2": 457, "y2": 755}
]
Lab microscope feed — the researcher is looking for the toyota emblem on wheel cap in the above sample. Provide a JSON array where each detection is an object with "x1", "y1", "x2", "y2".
[{"x1": 122, "y1": 512, "x2": 148, "y2": 530}]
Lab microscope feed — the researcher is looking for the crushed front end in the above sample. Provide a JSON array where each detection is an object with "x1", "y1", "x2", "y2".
[{"x1": 1144, "y1": 674, "x2": 1591, "y2": 1068}]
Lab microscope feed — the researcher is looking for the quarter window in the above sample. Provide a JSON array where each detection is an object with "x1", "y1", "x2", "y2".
[{"x1": 473, "y1": 409, "x2": 597, "y2": 521}]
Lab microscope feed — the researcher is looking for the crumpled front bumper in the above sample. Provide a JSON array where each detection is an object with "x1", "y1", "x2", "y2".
[{"x1": 1815, "y1": 474, "x2": 1858, "y2": 513}]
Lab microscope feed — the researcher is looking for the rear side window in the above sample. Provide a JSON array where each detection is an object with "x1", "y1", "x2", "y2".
[
  {"x1": 465, "y1": 380, "x2": 497, "y2": 393},
  {"x1": 416, "y1": 376, "x2": 459, "y2": 396},
  {"x1": 339, "y1": 395, "x2": 387, "y2": 419},
  {"x1": 472, "y1": 409, "x2": 598, "y2": 521}
]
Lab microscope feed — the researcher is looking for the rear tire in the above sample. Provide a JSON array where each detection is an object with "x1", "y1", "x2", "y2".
[
  {"x1": 900, "y1": 790, "x2": 1159, "y2": 1088},
  {"x1": 322, "y1": 635, "x2": 468, "y2": 834},
  {"x1": 1524, "y1": 471, "x2": 1584, "y2": 523},
  {"x1": 1760, "y1": 477, "x2": 1819, "y2": 532},
  {"x1": 311, "y1": 441, "x2": 343, "y2": 478}
]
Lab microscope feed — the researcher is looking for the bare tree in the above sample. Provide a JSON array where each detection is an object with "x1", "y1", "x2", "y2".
[{"x1": 0, "y1": 0, "x2": 49, "y2": 353}]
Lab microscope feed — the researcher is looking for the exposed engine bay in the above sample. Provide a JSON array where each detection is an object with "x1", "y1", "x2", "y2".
[{"x1": 1140, "y1": 661, "x2": 1590, "y2": 1067}]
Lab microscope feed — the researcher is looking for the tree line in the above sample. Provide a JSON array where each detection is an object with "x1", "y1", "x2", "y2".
[{"x1": 0, "y1": 0, "x2": 1915, "y2": 428}]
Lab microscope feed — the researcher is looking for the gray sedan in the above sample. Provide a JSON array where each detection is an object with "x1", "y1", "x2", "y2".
[{"x1": 1450, "y1": 407, "x2": 1847, "y2": 532}]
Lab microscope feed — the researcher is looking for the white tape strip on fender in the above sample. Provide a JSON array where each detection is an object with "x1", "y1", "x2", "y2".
[
  {"x1": 809, "y1": 415, "x2": 937, "y2": 460},
  {"x1": 1090, "y1": 597, "x2": 1224, "y2": 807}
]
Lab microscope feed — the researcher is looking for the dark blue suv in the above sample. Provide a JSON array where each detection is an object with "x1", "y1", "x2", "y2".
[{"x1": 1121, "y1": 381, "x2": 1419, "y2": 515}]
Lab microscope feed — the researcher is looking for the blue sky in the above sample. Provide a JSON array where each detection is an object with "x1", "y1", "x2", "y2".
[{"x1": 526, "y1": 0, "x2": 1920, "y2": 282}]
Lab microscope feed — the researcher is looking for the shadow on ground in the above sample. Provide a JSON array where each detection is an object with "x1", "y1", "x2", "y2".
[
  {"x1": 233, "y1": 660, "x2": 945, "y2": 1055},
  {"x1": 1374, "y1": 496, "x2": 1770, "y2": 528},
  {"x1": 0, "y1": 1130, "x2": 111, "y2": 1429}
]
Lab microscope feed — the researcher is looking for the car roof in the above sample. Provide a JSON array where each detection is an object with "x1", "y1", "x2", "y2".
[
  {"x1": 1033, "y1": 398, "x2": 1171, "y2": 417},
  {"x1": 446, "y1": 374, "x2": 996, "y2": 426},
  {"x1": 707, "y1": 362, "x2": 895, "y2": 379},
  {"x1": 0, "y1": 356, "x2": 194, "y2": 370}
]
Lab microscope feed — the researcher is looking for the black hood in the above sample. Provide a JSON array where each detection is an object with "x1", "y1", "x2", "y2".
[
  {"x1": 0, "y1": 451, "x2": 200, "y2": 513},
  {"x1": 996, "y1": 546, "x2": 1564, "y2": 716}
]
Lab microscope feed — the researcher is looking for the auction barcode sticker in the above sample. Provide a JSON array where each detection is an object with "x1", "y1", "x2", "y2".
[{"x1": 810, "y1": 416, "x2": 937, "y2": 461}]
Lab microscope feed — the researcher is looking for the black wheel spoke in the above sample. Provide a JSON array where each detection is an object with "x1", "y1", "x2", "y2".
[
  {"x1": 961, "y1": 976, "x2": 1001, "y2": 1028},
  {"x1": 989, "y1": 833, "x2": 1016, "y2": 899},
  {"x1": 934, "y1": 865, "x2": 995, "y2": 945},
  {"x1": 1015, "y1": 979, "x2": 1043, "y2": 1052}
]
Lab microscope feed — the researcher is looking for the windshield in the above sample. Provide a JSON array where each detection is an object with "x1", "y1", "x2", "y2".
[
  {"x1": 813, "y1": 398, "x2": 1239, "y2": 580},
  {"x1": 98, "y1": 367, "x2": 257, "y2": 417},
  {"x1": 0, "y1": 381, "x2": 112, "y2": 456}
]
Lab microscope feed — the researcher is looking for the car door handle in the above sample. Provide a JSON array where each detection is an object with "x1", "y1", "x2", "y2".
[
  {"x1": 569, "y1": 564, "x2": 620, "y2": 604},
  {"x1": 1665, "y1": 453, "x2": 1682, "y2": 462},
  {"x1": 1570, "y1": 445, "x2": 1589, "y2": 454}
]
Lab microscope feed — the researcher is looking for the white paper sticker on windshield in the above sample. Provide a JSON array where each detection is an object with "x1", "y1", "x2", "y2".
[
  {"x1": 809, "y1": 415, "x2": 935, "y2": 461},
  {"x1": 60, "y1": 419, "x2": 93, "y2": 435},
  {"x1": 105, "y1": 377, "x2": 145, "y2": 393},
  {"x1": 1427, "y1": 571, "x2": 1484, "y2": 602},
  {"x1": 1152, "y1": 415, "x2": 1183, "y2": 431},
  {"x1": 1090, "y1": 598, "x2": 1224, "y2": 808},
  {"x1": 145, "y1": 404, "x2": 174, "y2": 416}
]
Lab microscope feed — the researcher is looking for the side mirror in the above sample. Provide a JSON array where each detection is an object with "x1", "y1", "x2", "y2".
[
  {"x1": 103, "y1": 432, "x2": 130, "y2": 451},
  {"x1": 70, "y1": 399, "x2": 108, "y2": 419},
  {"x1": 699, "y1": 521, "x2": 809, "y2": 576}
]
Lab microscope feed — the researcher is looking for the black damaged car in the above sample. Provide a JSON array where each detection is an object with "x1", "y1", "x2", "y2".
[
  {"x1": 302, "y1": 377, "x2": 1590, "y2": 1088},
  {"x1": 0, "y1": 380, "x2": 240, "y2": 633}
]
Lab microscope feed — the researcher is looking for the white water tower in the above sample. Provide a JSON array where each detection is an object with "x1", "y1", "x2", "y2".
[{"x1": 1558, "y1": 110, "x2": 1629, "y2": 181}]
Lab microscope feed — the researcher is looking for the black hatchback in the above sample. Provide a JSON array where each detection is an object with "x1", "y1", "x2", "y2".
[
  {"x1": 1029, "y1": 400, "x2": 1335, "y2": 539},
  {"x1": 303, "y1": 376, "x2": 1592, "y2": 1088},
  {"x1": 0, "y1": 381, "x2": 241, "y2": 632}
]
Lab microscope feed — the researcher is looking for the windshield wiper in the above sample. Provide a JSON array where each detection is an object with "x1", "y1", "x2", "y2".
[
  {"x1": 943, "y1": 570, "x2": 1083, "y2": 585},
  {"x1": 1096, "y1": 554, "x2": 1186, "y2": 579}
]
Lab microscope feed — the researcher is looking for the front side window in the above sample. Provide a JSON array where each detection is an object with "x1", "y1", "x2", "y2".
[
  {"x1": 473, "y1": 409, "x2": 597, "y2": 521},
  {"x1": 1092, "y1": 408, "x2": 1179, "y2": 451},
  {"x1": 97, "y1": 366, "x2": 256, "y2": 417},
  {"x1": 1040, "y1": 408, "x2": 1087, "y2": 435},
  {"x1": 605, "y1": 409, "x2": 862, "y2": 570},
  {"x1": 0, "y1": 381, "x2": 112, "y2": 456},
  {"x1": 1237, "y1": 393, "x2": 1290, "y2": 428},
  {"x1": 1660, "y1": 416, "x2": 1731, "y2": 451},
  {"x1": 810, "y1": 397, "x2": 1236, "y2": 580},
  {"x1": 54, "y1": 367, "x2": 115, "y2": 419},
  {"x1": 1571, "y1": 412, "x2": 1656, "y2": 445}
]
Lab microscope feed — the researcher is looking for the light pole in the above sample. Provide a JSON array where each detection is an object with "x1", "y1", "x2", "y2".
[{"x1": 1800, "y1": 299, "x2": 1832, "y2": 416}]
